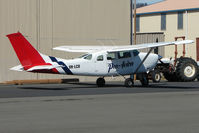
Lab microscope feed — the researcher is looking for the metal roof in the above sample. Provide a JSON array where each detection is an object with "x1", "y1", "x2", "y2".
[{"x1": 137, "y1": 0, "x2": 199, "y2": 15}]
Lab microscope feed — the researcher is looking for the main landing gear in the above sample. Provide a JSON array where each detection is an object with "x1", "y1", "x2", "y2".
[
  {"x1": 124, "y1": 78, "x2": 134, "y2": 87},
  {"x1": 96, "y1": 73, "x2": 149, "y2": 87},
  {"x1": 96, "y1": 77, "x2": 105, "y2": 87},
  {"x1": 124, "y1": 73, "x2": 149, "y2": 87},
  {"x1": 124, "y1": 75, "x2": 134, "y2": 87}
]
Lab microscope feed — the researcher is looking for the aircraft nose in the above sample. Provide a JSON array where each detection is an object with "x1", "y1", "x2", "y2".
[
  {"x1": 152, "y1": 54, "x2": 159, "y2": 66},
  {"x1": 147, "y1": 54, "x2": 159, "y2": 70}
]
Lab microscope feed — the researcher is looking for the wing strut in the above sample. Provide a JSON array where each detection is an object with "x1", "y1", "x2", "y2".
[{"x1": 134, "y1": 48, "x2": 154, "y2": 74}]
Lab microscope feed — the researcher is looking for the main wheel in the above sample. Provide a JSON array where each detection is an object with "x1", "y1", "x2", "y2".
[
  {"x1": 176, "y1": 58, "x2": 198, "y2": 82},
  {"x1": 124, "y1": 78, "x2": 134, "y2": 87},
  {"x1": 152, "y1": 70, "x2": 161, "y2": 83},
  {"x1": 96, "y1": 78, "x2": 105, "y2": 87}
]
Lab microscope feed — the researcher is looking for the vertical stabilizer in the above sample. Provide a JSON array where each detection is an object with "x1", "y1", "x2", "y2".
[{"x1": 7, "y1": 32, "x2": 45, "y2": 67}]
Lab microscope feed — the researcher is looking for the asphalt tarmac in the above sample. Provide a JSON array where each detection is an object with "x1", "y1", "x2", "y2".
[
  {"x1": 0, "y1": 81, "x2": 199, "y2": 133},
  {"x1": 0, "y1": 81, "x2": 199, "y2": 98}
]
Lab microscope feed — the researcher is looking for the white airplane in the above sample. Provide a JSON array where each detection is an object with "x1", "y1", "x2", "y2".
[{"x1": 7, "y1": 32, "x2": 193, "y2": 87}]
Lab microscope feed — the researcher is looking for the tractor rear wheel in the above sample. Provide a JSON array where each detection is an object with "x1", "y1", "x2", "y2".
[{"x1": 176, "y1": 58, "x2": 198, "y2": 82}]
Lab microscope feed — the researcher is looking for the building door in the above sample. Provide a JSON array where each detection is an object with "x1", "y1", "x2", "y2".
[
  {"x1": 196, "y1": 38, "x2": 199, "y2": 61},
  {"x1": 136, "y1": 32, "x2": 165, "y2": 57}
]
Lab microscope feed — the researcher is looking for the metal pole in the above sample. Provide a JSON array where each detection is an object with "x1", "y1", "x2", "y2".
[
  {"x1": 130, "y1": 0, "x2": 133, "y2": 45},
  {"x1": 133, "y1": 0, "x2": 136, "y2": 45},
  {"x1": 36, "y1": 0, "x2": 40, "y2": 80},
  {"x1": 185, "y1": 10, "x2": 188, "y2": 54}
]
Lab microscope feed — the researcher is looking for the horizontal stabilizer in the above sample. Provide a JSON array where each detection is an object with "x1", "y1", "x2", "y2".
[
  {"x1": 26, "y1": 63, "x2": 63, "y2": 72},
  {"x1": 10, "y1": 65, "x2": 24, "y2": 71},
  {"x1": 10, "y1": 63, "x2": 63, "y2": 72}
]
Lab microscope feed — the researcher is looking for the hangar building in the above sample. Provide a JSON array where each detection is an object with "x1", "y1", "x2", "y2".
[
  {"x1": 137, "y1": 0, "x2": 199, "y2": 61},
  {"x1": 0, "y1": 0, "x2": 132, "y2": 82}
]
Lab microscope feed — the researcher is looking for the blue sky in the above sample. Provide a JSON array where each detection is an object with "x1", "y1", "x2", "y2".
[{"x1": 137, "y1": 0, "x2": 164, "y2": 4}]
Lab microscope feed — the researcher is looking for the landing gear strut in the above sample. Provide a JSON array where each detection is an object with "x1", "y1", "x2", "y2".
[{"x1": 96, "y1": 77, "x2": 105, "y2": 87}]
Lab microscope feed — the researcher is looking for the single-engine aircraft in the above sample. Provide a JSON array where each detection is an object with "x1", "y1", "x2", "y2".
[{"x1": 7, "y1": 32, "x2": 193, "y2": 87}]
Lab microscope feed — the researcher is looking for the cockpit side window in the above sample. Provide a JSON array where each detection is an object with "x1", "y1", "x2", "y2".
[
  {"x1": 97, "y1": 55, "x2": 104, "y2": 61},
  {"x1": 107, "y1": 53, "x2": 116, "y2": 60},
  {"x1": 118, "y1": 51, "x2": 131, "y2": 59},
  {"x1": 133, "y1": 50, "x2": 139, "y2": 56},
  {"x1": 83, "y1": 54, "x2": 92, "y2": 60},
  {"x1": 78, "y1": 54, "x2": 88, "y2": 58}
]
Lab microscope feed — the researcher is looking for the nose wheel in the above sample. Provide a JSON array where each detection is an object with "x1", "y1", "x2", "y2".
[{"x1": 96, "y1": 78, "x2": 105, "y2": 87}]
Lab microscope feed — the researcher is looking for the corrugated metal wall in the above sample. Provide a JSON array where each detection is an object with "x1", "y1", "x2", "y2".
[
  {"x1": 0, "y1": 0, "x2": 38, "y2": 82},
  {"x1": 0, "y1": 0, "x2": 130, "y2": 82},
  {"x1": 136, "y1": 32, "x2": 165, "y2": 57},
  {"x1": 0, "y1": 0, "x2": 165, "y2": 82}
]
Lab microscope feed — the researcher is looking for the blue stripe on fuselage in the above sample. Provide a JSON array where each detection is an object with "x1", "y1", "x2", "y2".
[{"x1": 49, "y1": 56, "x2": 73, "y2": 75}]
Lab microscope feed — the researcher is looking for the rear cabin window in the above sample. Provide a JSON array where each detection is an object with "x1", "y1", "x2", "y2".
[
  {"x1": 97, "y1": 55, "x2": 104, "y2": 61},
  {"x1": 118, "y1": 51, "x2": 131, "y2": 59},
  {"x1": 107, "y1": 53, "x2": 116, "y2": 60}
]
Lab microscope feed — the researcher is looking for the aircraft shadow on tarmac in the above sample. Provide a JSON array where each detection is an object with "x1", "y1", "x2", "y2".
[{"x1": 18, "y1": 82, "x2": 198, "y2": 91}]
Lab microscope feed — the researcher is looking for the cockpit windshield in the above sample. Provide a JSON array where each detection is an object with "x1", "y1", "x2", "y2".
[
  {"x1": 78, "y1": 54, "x2": 88, "y2": 58},
  {"x1": 78, "y1": 54, "x2": 92, "y2": 60},
  {"x1": 84, "y1": 54, "x2": 92, "y2": 60}
]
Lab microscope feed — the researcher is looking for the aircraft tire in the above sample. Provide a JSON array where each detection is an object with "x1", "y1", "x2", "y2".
[
  {"x1": 176, "y1": 58, "x2": 198, "y2": 82},
  {"x1": 124, "y1": 78, "x2": 134, "y2": 87},
  {"x1": 96, "y1": 78, "x2": 105, "y2": 87},
  {"x1": 152, "y1": 70, "x2": 161, "y2": 83}
]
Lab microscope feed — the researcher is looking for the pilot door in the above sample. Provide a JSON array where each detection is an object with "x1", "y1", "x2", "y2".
[{"x1": 94, "y1": 54, "x2": 107, "y2": 75}]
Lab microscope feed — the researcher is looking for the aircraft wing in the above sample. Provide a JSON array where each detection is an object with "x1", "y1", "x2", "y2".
[
  {"x1": 53, "y1": 40, "x2": 194, "y2": 53},
  {"x1": 53, "y1": 46, "x2": 115, "y2": 53},
  {"x1": 107, "y1": 40, "x2": 193, "y2": 52}
]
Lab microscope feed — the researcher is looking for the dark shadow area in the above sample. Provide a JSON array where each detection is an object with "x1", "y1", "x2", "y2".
[
  {"x1": 19, "y1": 87, "x2": 72, "y2": 90},
  {"x1": 133, "y1": 84, "x2": 197, "y2": 89},
  {"x1": 18, "y1": 81, "x2": 199, "y2": 91}
]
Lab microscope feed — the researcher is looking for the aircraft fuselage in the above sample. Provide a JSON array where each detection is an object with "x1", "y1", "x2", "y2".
[{"x1": 44, "y1": 50, "x2": 159, "y2": 76}]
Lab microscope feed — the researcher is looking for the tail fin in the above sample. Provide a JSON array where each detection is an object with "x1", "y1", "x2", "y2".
[{"x1": 7, "y1": 32, "x2": 45, "y2": 67}]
